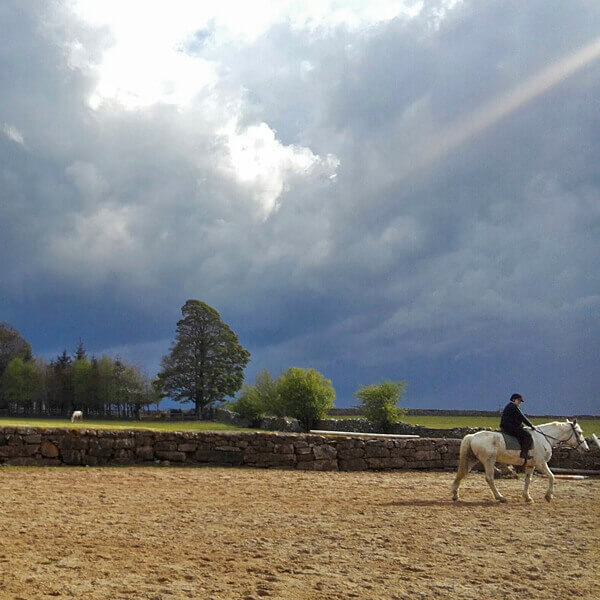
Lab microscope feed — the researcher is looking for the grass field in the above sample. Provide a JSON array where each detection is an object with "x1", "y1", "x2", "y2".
[
  {"x1": 1, "y1": 415, "x2": 599, "y2": 436},
  {"x1": 0, "y1": 417, "x2": 256, "y2": 433},
  {"x1": 336, "y1": 414, "x2": 600, "y2": 436}
]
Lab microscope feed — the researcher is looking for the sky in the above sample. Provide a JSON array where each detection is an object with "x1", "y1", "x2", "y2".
[{"x1": 1, "y1": 0, "x2": 599, "y2": 415}]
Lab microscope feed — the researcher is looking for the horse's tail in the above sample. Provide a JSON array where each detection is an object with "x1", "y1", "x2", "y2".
[{"x1": 456, "y1": 434, "x2": 476, "y2": 478}]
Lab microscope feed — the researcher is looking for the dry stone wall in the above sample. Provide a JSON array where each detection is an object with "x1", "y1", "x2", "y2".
[
  {"x1": 0, "y1": 427, "x2": 458, "y2": 470},
  {"x1": 0, "y1": 427, "x2": 597, "y2": 472},
  {"x1": 314, "y1": 418, "x2": 481, "y2": 439}
]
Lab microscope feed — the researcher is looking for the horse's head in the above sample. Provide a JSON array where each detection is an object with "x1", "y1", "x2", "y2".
[{"x1": 566, "y1": 419, "x2": 589, "y2": 453}]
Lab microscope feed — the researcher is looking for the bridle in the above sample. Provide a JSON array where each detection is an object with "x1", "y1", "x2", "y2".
[{"x1": 536, "y1": 422, "x2": 586, "y2": 449}]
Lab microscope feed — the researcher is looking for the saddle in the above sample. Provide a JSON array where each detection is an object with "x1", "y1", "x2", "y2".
[
  {"x1": 500, "y1": 432, "x2": 525, "y2": 451},
  {"x1": 500, "y1": 431, "x2": 535, "y2": 467}
]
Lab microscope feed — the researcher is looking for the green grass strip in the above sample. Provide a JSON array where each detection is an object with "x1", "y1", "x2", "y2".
[{"x1": 0, "y1": 418, "x2": 259, "y2": 433}]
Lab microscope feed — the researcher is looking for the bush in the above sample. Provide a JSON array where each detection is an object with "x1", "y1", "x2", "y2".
[
  {"x1": 231, "y1": 384, "x2": 265, "y2": 423},
  {"x1": 254, "y1": 369, "x2": 285, "y2": 417},
  {"x1": 278, "y1": 367, "x2": 335, "y2": 432},
  {"x1": 230, "y1": 369, "x2": 285, "y2": 423},
  {"x1": 354, "y1": 381, "x2": 406, "y2": 432}
]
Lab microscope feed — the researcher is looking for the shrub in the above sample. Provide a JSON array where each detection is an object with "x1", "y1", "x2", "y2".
[
  {"x1": 278, "y1": 367, "x2": 335, "y2": 432},
  {"x1": 230, "y1": 369, "x2": 285, "y2": 422},
  {"x1": 354, "y1": 381, "x2": 406, "y2": 432},
  {"x1": 231, "y1": 384, "x2": 265, "y2": 423},
  {"x1": 254, "y1": 369, "x2": 285, "y2": 417}
]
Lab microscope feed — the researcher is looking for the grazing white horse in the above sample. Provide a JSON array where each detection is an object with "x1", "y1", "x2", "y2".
[
  {"x1": 452, "y1": 420, "x2": 589, "y2": 503},
  {"x1": 71, "y1": 410, "x2": 83, "y2": 423}
]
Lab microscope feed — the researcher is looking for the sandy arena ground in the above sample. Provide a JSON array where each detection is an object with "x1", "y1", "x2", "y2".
[{"x1": 0, "y1": 467, "x2": 598, "y2": 600}]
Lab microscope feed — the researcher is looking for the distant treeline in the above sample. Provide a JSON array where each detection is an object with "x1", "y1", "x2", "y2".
[
  {"x1": 328, "y1": 407, "x2": 598, "y2": 419},
  {"x1": 0, "y1": 323, "x2": 159, "y2": 418}
]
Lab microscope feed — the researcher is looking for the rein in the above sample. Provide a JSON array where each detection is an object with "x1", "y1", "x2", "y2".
[{"x1": 536, "y1": 423, "x2": 585, "y2": 449}]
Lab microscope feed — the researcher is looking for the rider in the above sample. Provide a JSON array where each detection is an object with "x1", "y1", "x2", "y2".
[{"x1": 500, "y1": 393, "x2": 536, "y2": 464}]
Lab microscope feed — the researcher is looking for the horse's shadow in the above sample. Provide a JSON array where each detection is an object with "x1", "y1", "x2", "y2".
[{"x1": 382, "y1": 499, "x2": 498, "y2": 507}]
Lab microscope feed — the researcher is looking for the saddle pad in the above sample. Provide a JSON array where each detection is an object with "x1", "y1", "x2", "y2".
[{"x1": 501, "y1": 432, "x2": 522, "y2": 451}]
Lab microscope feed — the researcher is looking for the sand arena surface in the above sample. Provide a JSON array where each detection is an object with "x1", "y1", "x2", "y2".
[{"x1": 0, "y1": 467, "x2": 598, "y2": 600}]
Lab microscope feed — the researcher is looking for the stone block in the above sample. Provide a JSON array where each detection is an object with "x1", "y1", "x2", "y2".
[
  {"x1": 59, "y1": 437, "x2": 89, "y2": 465},
  {"x1": 155, "y1": 441, "x2": 177, "y2": 451},
  {"x1": 0, "y1": 445, "x2": 20, "y2": 458},
  {"x1": 24, "y1": 434, "x2": 42, "y2": 444},
  {"x1": 313, "y1": 458, "x2": 338, "y2": 471},
  {"x1": 335, "y1": 439, "x2": 356, "y2": 449},
  {"x1": 136, "y1": 446, "x2": 154, "y2": 460},
  {"x1": 69, "y1": 438, "x2": 88, "y2": 450},
  {"x1": 295, "y1": 452, "x2": 315, "y2": 462},
  {"x1": 273, "y1": 443, "x2": 294, "y2": 455},
  {"x1": 155, "y1": 450, "x2": 186, "y2": 462},
  {"x1": 364, "y1": 445, "x2": 390, "y2": 458},
  {"x1": 247, "y1": 454, "x2": 296, "y2": 467},
  {"x1": 194, "y1": 449, "x2": 243, "y2": 465},
  {"x1": 367, "y1": 457, "x2": 407, "y2": 469},
  {"x1": 41, "y1": 441, "x2": 59, "y2": 458},
  {"x1": 88, "y1": 443, "x2": 113, "y2": 458},
  {"x1": 112, "y1": 449, "x2": 135, "y2": 463},
  {"x1": 113, "y1": 438, "x2": 135, "y2": 449},
  {"x1": 24, "y1": 444, "x2": 39, "y2": 456},
  {"x1": 405, "y1": 461, "x2": 428, "y2": 469},
  {"x1": 177, "y1": 443, "x2": 197, "y2": 453},
  {"x1": 414, "y1": 450, "x2": 440, "y2": 461},
  {"x1": 313, "y1": 444, "x2": 337, "y2": 460},
  {"x1": 135, "y1": 436, "x2": 154, "y2": 447},
  {"x1": 337, "y1": 448, "x2": 365, "y2": 459}
]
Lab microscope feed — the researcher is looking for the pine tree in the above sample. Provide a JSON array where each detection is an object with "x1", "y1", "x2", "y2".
[{"x1": 74, "y1": 339, "x2": 87, "y2": 361}]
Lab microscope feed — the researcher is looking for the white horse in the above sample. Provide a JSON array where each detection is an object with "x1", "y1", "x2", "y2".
[
  {"x1": 452, "y1": 419, "x2": 589, "y2": 503},
  {"x1": 71, "y1": 410, "x2": 83, "y2": 423}
]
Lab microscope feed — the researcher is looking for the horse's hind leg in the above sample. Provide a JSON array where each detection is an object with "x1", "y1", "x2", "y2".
[
  {"x1": 522, "y1": 466, "x2": 535, "y2": 503},
  {"x1": 451, "y1": 458, "x2": 478, "y2": 500},
  {"x1": 483, "y1": 458, "x2": 506, "y2": 502}
]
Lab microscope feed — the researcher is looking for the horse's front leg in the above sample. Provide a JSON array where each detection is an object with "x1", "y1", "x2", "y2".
[
  {"x1": 537, "y1": 462, "x2": 555, "y2": 502},
  {"x1": 484, "y1": 458, "x2": 506, "y2": 502},
  {"x1": 522, "y1": 466, "x2": 535, "y2": 503}
]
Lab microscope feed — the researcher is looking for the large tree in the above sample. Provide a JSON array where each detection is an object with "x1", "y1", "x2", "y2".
[{"x1": 158, "y1": 300, "x2": 250, "y2": 417}]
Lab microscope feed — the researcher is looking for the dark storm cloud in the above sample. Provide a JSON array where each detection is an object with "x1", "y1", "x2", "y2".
[{"x1": 1, "y1": 0, "x2": 599, "y2": 413}]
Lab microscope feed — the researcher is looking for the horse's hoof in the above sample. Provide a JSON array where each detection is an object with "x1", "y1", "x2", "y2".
[
  {"x1": 525, "y1": 497, "x2": 534, "y2": 504},
  {"x1": 545, "y1": 494, "x2": 553, "y2": 503},
  {"x1": 497, "y1": 497, "x2": 507, "y2": 503}
]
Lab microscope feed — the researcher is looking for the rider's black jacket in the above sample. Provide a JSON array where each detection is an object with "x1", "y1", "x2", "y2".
[{"x1": 500, "y1": 401, "x2": 534, "y2": 433}]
